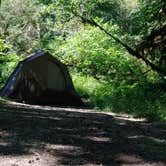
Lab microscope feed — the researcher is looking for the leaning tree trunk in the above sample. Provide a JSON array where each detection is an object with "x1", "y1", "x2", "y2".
[{"x1": 75, "y1": 14, "x2": 166, "y2": 76}]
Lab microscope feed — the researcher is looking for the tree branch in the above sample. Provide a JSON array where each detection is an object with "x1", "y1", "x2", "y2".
[{"x1": 73, "y1": 14, "x2": 166, "y2": 75}]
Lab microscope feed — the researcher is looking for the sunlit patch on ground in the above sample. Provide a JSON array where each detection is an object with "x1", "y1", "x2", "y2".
[
  {"x1": 84, "y1": 136, "x2": 111, "y2": 142},
  {"x1": 115, "y1": 153, "x2": 166, "y2": 166},
  {"x1": 0, "y1": 152, "x2": 56, "y2": 166}
]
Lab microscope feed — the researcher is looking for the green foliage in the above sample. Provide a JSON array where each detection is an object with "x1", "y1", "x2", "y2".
[
  {"x1": 73, "y1": 74, "x2": 166, "y2": 121},
  {"x1": 0, "y1": 0, "x2": 61, "y2": 54},
  {"x1": 131, "y1": 0, "x2": 166, "y2": 35},
  {"x1": 0, "y1": 0, "x2": 38, "y2": 54},
  {"x1": 72, "y1": 74, "x2": 101, "y2": 99},
  {"x1": 50, "y1": 25, "x2": 147, "y2": 84},
  {"x1": 0, "y1": 39, "x2": 9, "y2": 52},
  {"x1": 0, "y1": 39, "x2": 20, "y2": 88}
]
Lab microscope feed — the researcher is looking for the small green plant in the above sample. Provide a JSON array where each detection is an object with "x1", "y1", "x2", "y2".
[{"x1": 73, "y1": 74, "x2": 166, "y2": 121}]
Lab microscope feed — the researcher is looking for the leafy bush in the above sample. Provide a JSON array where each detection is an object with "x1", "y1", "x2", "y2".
[
  {"x1": 0, "y1": 39, "x2": 20, "y2": 88},
  {"x1": 73, "y1": 74, "x2": 166, "y2": 121},
  {"x1": 50, "y1": 25, "x2": 147, "y2": 84}
]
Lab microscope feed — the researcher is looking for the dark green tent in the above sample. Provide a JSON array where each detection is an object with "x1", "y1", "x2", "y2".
[{"x1": 0, "y1": 50, "x2": 83, "y2": 106}]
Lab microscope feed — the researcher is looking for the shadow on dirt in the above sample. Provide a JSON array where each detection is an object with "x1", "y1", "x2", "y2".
[{"x1": 0, "y1": 104, "x2": 166, "y2": 165}]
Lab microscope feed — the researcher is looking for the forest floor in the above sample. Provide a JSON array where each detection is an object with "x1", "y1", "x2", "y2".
[{"x1": 0, "y1": 101, "x2": 166, "y2": 166}]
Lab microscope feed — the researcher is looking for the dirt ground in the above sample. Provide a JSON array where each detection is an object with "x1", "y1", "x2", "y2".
[{"x1": 0, "y1": 101, "x2": 166, "y2": 166}]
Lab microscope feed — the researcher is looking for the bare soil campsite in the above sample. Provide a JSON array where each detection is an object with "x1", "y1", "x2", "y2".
[{"x1": 0, "y1": 101, "x2": 166, "y2": 166}]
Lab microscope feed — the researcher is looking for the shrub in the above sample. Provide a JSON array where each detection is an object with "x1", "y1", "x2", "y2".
[{"x1": 73, "y1": 74, "x2": 166, "y2": 121}]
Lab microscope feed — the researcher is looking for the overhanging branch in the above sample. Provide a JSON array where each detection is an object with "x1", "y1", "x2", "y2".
[{"x1": 73, "y1": 13, "x2": 166, "y2": 75}]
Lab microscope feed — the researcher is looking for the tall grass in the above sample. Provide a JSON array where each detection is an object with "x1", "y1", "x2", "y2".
[{"x1": 72, "y1": 74, "x2": 166, "y2": 122}]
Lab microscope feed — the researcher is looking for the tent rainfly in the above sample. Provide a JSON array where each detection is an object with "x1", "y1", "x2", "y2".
[{"x1": 0, "y1": 50, "x2": 83, "y2": 106}]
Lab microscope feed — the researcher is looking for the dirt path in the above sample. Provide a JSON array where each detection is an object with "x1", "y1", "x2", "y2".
[{"x1": 0, "y1": 101, "x2": 166, "y2": 166}]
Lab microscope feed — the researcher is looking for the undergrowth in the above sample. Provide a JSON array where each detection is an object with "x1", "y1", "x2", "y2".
[{"x1": 72, "y1": 74, "x2": 166, "y2": 122}]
